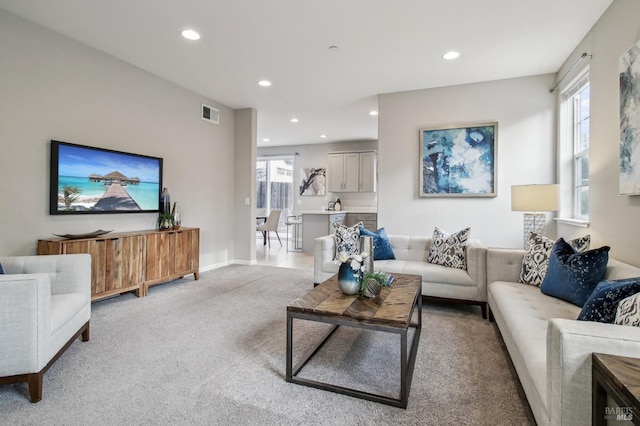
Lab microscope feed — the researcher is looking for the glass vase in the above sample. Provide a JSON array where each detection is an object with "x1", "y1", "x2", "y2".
[
  {"x1": 359, "y1": 235, "x2": 374, "y2": 274},
  {"x1": 337, "y1": 262, "x2": 361, "y2": 295},
  {"x1": 171, "y1": 202, "x2": 181, "y2": 230}
]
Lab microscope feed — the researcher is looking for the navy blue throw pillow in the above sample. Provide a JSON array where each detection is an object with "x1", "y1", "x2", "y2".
[
  {"x1": 359, "y1": 227, "x2": 395, "y2": 260},
  {"x1": 578, "y1": 278, "x2": 640, "y2": 322},
  {"x1": 540, "y1": 238, "x2": 610, "y2": 307},
  {"x1": 0, "y1": 262, "x2": 3, "y2": 274}
]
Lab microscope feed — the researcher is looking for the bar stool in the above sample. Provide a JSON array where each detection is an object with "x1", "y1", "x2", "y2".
[{"x1": 285, "y1": 215, "x2": 303, "y2": 252}]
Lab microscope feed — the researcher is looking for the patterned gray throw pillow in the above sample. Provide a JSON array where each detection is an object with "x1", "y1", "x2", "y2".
[
  {"x1": 333, "y1": 222, "x2": 362, "y2": 260},
  {"x1": 615, "y1": 292, "x2": 640, "y2": 327},
  {"x1": 519, "y1": 233, "x2": 591, "y2": 286},
  {"x1": 427, "y1": 227, "x2": 470, "y2": 270}
]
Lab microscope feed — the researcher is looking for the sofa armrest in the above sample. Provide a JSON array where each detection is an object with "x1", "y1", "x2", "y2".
[
  {"x1": 314, "y1": 235, "x2": 335, "y2": 284},
  {"x1": 487, "y1": 248, "x2": 524, "y2": 284},
  {"x1": 0, "y1": 274, "x2": 51, "y2": 375},
  {"x1": 547, "y1": 318, "x2": 640, "y2": 426},
  {"x1": 466, "y1": 240, "x2": 487, "y2": 301},
  {"x1": 0, "y1": 254, "x2": 91, "y2": 297}
]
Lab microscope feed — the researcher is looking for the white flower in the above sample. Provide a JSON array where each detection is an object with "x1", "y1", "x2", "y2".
[{"x1": 349, "y1": 259, "x2": 361, "y2": 271}]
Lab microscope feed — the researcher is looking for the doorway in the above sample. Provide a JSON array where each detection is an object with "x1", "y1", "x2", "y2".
[{"x1": 256, "y1": 156, "x2": 295, "y2": 236}]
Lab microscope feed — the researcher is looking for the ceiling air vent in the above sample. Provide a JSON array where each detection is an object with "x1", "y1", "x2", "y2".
[{"x1": 202, "y1": 104, "x2": 220, "y2": 124}]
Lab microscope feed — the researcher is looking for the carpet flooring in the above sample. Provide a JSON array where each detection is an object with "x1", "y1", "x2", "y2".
[{"x1": 0, "y1": 265, "x2": 535, "y2": 425}]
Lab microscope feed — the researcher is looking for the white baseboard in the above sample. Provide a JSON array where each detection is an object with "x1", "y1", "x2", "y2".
[{"x1": 199, "y1": 258, "x2": 257, "y2": 273}]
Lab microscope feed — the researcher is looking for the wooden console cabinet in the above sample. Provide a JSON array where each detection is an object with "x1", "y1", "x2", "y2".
[{"x1": 38, "y1": 227, "x2": 199, "y2": 301}]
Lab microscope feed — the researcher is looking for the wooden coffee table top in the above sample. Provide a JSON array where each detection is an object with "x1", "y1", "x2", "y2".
[
  {"x1": 288, "y1": 273, "x2": 421, "y2": 329},
  {"x1": 593, "y1": 353, "x2": 640, "y2": 408}
]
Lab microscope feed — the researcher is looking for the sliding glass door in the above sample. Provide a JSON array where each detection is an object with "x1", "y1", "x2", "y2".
[{"x1": 256, "y1": 156, "x2": 294, "y2": 232}]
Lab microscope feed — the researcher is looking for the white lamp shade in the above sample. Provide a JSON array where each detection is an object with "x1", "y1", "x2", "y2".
[{"x1": 511, "y1": 184, "x2": 559, "y2": 212}]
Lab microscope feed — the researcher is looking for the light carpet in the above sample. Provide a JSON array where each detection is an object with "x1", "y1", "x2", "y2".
[{"x1": 0, "y1": 265, "x2": 535, "y2": 425}]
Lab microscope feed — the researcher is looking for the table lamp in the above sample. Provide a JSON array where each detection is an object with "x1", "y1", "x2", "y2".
[{"x1": 511, "y1": 184, "x2": 559, "y2": 248}]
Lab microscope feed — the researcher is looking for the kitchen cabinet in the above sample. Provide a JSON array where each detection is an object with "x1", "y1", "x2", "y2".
[
  {"x1": 346, "y1": 213, "x2": 377, "y2": 231},
  {"x1": 328, "y1": 151, "x2": 376, "y2": 193},
  {"x1": 359, "y1": 152, "x2": 377, "y2": 192}
]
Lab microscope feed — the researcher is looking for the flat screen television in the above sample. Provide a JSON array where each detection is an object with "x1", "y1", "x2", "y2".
[{"x1": 50, "y1": 140, "x2": 163, "y2": 215}]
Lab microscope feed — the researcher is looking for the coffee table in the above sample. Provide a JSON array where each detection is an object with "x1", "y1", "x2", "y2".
[{"x1": 285, "y1": 273, "x2": 422, "y2": 408}]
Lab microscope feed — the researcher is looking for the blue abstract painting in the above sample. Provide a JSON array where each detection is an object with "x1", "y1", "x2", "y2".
[
  {"x1": 419, "y1": 123, "x2": 497, "y2": 197},
  {"x1": 620, "y1": 40, "x2": 640, "y2": 195}
]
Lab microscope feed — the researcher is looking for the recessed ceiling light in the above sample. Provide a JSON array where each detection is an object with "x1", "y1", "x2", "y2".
[
  {"x1": 320, "y1": 134, "x2": 327, "y2": 138},
  {"x1": 258, "y1": 80, "x2": 272, "y2": 87},
  {"x1": 369, "y1": 110, "x2": 378, "y2": 116},
  {"x1": 263, "y1": 138, "x2": 270, "y2": 142},
  {"x1": 291, "y1": 118, "x2": 299, "y2": 123},
  {"x1": 443, "y1": 51, "x2": 460, "y2": 60},
  {"x1": 181, "y1": 29, "x2": 200, "y2": 41},
  {"x1": 329, "y1": 45, "x2": 338, "y2": 51}
]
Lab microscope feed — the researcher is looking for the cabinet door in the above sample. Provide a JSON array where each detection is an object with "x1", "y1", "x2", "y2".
[
  {"x1": 106, "y1": 235, "x2": 144, "y2": 293},
  {"x1": 174, "y1": 230, "x2": 192, "y2": 274},
  {"x1": 145, "y1": 232, "x2": 176, "y2": 281},
  {"x1": 359, "y1": 152, "x2": 377, "y2": 192},
  {"x1": 327, "y1": 153, "x2": 345, "y2": 192},
  {"x1": 343, "y1": 153, "x2": 360, "y2": 192},
  {"x1": 62, "y1": 239, "x2": 108, "y2": 296}
]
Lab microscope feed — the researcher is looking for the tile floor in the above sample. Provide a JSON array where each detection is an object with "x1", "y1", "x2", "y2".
[{"x1": 255, "y1": 234, "x2": 314, "y2": 270}]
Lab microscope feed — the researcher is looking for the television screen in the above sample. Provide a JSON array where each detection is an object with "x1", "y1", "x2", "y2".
[{"x1": 50, "y1": 140, "x2": 163, "y2": 215}]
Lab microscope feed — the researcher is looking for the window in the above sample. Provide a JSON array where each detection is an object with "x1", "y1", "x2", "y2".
[{"x1": 561, "y1": 73, "x2": 590, "y2": 221}]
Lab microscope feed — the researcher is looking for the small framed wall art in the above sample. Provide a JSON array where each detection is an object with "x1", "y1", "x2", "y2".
[
  {"x1": 299, "y1": 167, "x2": 326, "y2": 196},
  {"x1": 419, "y1": 122, "x2": 497, "y2": 197}
]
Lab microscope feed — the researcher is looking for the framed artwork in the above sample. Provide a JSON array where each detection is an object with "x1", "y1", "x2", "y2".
[
  {"x1": 419, "y1": 122, "x2": 497, "y2": 197},
  {"x1": 299, "y1": 167, "x2": 326, "y2": 196},
  {"x1": 620, "y1": 39, "x2": 640, "y2": 195}
]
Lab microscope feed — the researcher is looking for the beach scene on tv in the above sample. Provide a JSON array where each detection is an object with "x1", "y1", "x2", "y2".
[{"x1": 55, "y1": 144, "x2": 161, "y2": 212}]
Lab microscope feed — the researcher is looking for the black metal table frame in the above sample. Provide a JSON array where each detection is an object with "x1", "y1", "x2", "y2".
[{"x1": 285, "y1": 293, "x2": 422, "y2": 408}]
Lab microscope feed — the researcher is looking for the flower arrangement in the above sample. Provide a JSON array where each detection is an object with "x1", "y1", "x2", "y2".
[{"x1": 336, "y1": 251, "x2": 369, "y2": 276}]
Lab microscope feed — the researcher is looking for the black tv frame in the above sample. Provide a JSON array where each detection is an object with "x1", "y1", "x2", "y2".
[{"x1": 49, "y1": 140, "x2": 163, "y2": 215}]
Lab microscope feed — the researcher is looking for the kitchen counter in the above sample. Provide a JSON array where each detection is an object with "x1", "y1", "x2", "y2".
[
  {"x1": 295, "y1": 208, "x2": 377, "y2": 215},
  {"x1": 299, "y1": 210, "x2": 378, "y2": 253}
]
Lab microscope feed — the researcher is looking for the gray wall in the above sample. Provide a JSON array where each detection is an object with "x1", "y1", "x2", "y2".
[
  {"x1": 378, "y1": 74, "x2": 557, "y2": 248},
  {"x1": 555, "y1": 0, "x2": 640, "y2": 265},
  {"x1": 0, "y1": 10, "x2": 238, "y2": 270}
]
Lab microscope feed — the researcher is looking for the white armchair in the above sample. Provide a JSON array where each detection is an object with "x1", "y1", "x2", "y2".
[{"x1": 0, "y1": 254, "x2": 91, "y2": 402}]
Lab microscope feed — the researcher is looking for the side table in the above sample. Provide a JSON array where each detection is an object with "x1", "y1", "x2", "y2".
[{"x1": 592, "y1": 352, "x2": 640, "y2": 425}]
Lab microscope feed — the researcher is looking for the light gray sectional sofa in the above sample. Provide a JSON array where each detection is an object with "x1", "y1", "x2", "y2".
[
  {"x1": 314, "y1": 233, "x2": 488, "y2": 317},
  {"x1": 487, "y1": 248, "x2": 640, "y2": 426}
]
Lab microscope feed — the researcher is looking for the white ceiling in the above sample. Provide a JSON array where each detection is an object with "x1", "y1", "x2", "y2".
[{"x1": 0, "y1": 0, "x2": 613, "y2": 147}]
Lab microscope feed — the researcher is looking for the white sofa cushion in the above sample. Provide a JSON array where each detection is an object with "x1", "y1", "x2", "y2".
[
  {"x1": 376, "y1": 260, "x2": 474, "y2": 286},
  {"x1": 489, "y1": 280, "x2": 580, "y2": 423}
]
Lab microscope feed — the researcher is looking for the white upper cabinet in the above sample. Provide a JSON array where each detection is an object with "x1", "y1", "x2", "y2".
[
  {"x1": 358, "y1": 151, "x2": 377, "y2": 192},
  {"x1": 328, "y1": 151, "x2": 377, "y2": 193}
]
